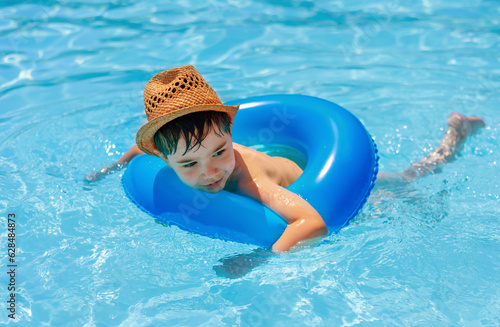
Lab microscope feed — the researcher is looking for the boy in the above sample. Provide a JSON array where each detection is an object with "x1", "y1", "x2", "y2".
[{"x1": 86, "y1": 65, "x2": 485, "y2": 253}]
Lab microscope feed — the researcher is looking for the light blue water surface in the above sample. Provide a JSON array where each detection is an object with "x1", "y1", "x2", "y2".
[{"x1": 1, "y1": 0, "x2": 499, "y2": 326}]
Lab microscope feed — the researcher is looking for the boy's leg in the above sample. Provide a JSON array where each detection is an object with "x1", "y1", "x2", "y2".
[{"x1": 402, "y1": 112, "x2": 485, "y2": 180}]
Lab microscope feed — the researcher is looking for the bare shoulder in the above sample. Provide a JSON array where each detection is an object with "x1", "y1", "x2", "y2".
[{"x1": 232, "y1": 143, "x2": 303, "y2": 187}]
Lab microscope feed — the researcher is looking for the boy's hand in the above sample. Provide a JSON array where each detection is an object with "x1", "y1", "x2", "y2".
[{"x1": 239, "y1": 177, "x2": 328, "y2": 253}]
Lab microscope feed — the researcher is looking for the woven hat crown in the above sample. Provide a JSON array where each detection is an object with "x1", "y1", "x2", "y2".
[
  {"x1": 136, "y1": 65, "x2": 239, "y2": 156},
  {"x1": 144, "y1": 65, "x2": 223, "y2": 121}
]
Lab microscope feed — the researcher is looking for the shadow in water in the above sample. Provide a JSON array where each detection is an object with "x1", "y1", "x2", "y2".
[{"x1": 213, "y1": 248, "x2": 275, "y2": 279}]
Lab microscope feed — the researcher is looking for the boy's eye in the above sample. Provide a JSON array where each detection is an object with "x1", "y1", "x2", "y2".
[
  {"x1": 183, "y1": 162, "x2": 196, "y2": 168},
  {"x1": 214, "y1": 149, "x2": 225, "y2": 156}
]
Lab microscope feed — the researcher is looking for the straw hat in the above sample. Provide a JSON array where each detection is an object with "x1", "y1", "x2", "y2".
[{"x1": 136, "y1": 65, "x2": 239, "y2": 156}]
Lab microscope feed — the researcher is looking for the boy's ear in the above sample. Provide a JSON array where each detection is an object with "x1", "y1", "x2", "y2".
[{"x1": 155, "y1": 150, "x2": 172, "y2": 168}]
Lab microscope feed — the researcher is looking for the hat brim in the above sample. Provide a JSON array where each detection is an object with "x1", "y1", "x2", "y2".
[{"x1": 136, "y1": 103, "x2": 239, "y2": 156}]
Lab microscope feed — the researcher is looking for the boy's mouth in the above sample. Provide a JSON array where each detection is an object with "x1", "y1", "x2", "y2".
[{"x1": 203, "y1": 177, "x2": 223, "y2": 189}]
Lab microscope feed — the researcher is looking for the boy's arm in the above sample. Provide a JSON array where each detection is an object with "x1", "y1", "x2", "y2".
[
  {"x1": 116, "y1": 145, "x2": 145, "y2": 163},
  {"x1": 84, "y1": 145, "x2": 145, "y2": 182},
  {"x1": 239, "y1": 177, "x2": 328, "y2": 253}
]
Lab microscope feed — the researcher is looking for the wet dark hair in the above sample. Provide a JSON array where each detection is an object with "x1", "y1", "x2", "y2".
[{"x1": 154, "y1": 111, "x2": 231, "y2": 157}]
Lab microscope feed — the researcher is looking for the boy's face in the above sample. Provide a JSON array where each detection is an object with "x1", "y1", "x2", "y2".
[{"x1": 166, "y1": 128, "x2": 235, "y2": 193}]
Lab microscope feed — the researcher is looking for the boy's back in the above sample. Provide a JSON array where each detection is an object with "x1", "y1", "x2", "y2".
[{"x1": 231, "y1": 143, "x2": 303, "y2": 189}]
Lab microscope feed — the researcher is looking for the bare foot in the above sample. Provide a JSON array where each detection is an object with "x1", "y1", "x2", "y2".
[
  {"x1": 447, "y1": 112, "x2": 485, "y2": 138},
  {"x1": 466, "y1": 115, "x2": 486, "y2": 134}
]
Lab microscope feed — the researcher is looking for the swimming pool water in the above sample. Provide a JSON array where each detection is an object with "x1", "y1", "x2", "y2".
[{"x1": 1, "y1": 0, "x2": 499, "y2": 326}]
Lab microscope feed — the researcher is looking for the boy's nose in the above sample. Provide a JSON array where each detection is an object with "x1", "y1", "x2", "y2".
[{"x1": 202, "y1": 163, "x2": 219, "y2": 179}]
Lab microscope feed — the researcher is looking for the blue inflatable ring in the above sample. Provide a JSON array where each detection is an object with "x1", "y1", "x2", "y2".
[{"x1": 122, "y1": 95, "x2": 379, "y2": 247}]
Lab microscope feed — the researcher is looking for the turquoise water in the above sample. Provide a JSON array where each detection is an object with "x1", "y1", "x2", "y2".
[{"x1": 1, "y1": 0, "x2": 499, "y2": 325}]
